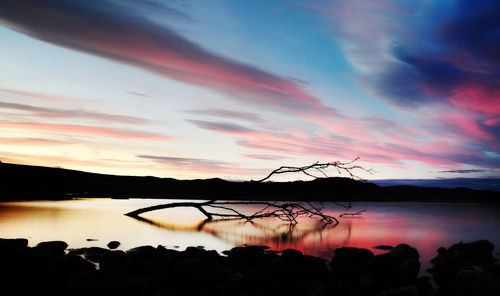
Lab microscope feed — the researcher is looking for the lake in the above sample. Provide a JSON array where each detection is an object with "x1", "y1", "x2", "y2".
[{"x1": 1, "y1": 198, "x2": 499, "y2": 271}]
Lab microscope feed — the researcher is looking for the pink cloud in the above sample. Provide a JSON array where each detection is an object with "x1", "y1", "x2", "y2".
[
  {"x1": 0, "y1": 88, "x2": 78, "y2": 104},
  {"x1": 0, "y1": 101, "x2": 150, "y2": 124},
  {"x1": 0, "y1": 138, "x2": 74, "y2": 146},
  {"x1": 434, "y1": 112, "x2": 494, "y2": 141},
  {"x1": 449, "y1": 84, "x2": 500, "y2": 118},
  {"x1": 1, "y1": 122, "x2": 173, "y2": 141}
]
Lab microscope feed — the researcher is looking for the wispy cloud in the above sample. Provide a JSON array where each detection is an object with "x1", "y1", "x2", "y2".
[
  {"x1": 137, "y1": 154, "x2": 265, "y2": 176},
  {"x1": 0, "y1": 88, "x2": 78, "y2": 104},
  {"x1": 0, "y1": 138, "x2": 74, "y2": 146},
  {"x1": 241, "y1": 154, "x2": 291, "y2": 161},
  {"x1": 187, "y1": 120, "x2": 255, "y2": 135},
  {"x1": 437, "y1": 169, "x2": 488, "y2": 174},
  {"x1": 138, "y1": 155, "x2": 230, "y2": 168},
  {"x1": 128, "y1": 91, "x2": 151, "y2": 98},
  {"x1": 184, "y1": 108, "x2": 264, "y2": 123},
  {"x1": 1, "y1": 121, "x2": 173, "y2": 141},
  {"x1": 0, "y1": 101, "x2": 150, "y2": 124}
]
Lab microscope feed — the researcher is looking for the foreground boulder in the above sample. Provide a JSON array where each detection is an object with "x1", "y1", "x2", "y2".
[
  {"x1": 367, "y1": 244, "x2": 421, "y2": 291},
  {"x1": 0, "y1": 238, "x2": 28, "y2": 251},
  {"x1": 328, "y1": 244, "x2": 422, "y2": 295},
  {"x1": 329, "y1": 247, "x2": 375, "y2": 294},
  {"x1": 35, "y1": 240, "x2": 68, "y2": 256},
  {"x1": 429, "y1": 240, "x2": 499, "y2": 296}
]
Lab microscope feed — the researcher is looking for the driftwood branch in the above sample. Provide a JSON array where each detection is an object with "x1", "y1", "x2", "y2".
[
  {"x1": 254, "y1": 157, "x2": 374, "y2": 182},
  {"x1": 126, "y1": 200, "x2": 343, "y2": 227}
]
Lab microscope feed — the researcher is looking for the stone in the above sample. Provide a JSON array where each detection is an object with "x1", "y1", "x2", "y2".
[
  {"x1": 0, "y1": 238, "x2": 28, "y2": 250},
  {"x1": 281, "y1": 248, "x2": 303, "y2": 258},
  {"x1": 36, "y1": 240, "x2": 68, "y2": 256},
  {"x1": 367, "y1": 244, "x2": 420, "y2": 291},
  {"x1": 330, "y1": 247, "x2": 374, "y2": 267},
  {"x1": 429, "y1": 240, "x2": 497, "y2": 296},
  {"x1": 84, "y1": 246, "x2": 111, "y2": 262},
  {"x1": 107, "y1": 240, "x2": 120, "y2": 249},
  {"x1": 375, "y1": 245, "x2": 395, "y2": 250}
]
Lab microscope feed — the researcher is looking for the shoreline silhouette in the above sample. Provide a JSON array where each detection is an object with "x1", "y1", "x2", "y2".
[{"x1": 1, "y1": 162, "x2": 499, "y2": 202}]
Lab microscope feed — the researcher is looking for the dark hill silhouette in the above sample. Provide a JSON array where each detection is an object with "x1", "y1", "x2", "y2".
[{"x1": 0, "y1": 162, "x2": 498, "y2": 202}]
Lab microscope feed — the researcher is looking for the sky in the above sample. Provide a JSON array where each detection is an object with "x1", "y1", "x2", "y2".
[{"x1": 0, "y1": 0, "x2": 499, "y2": 182}]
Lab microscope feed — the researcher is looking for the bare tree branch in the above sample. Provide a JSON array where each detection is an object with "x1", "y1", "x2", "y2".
[
  {"x1": 254, "y1": 157, "x2": 374, "y2": 182},
  {"x1": 125, "y1": 200, "x2": 343, "y2": 226}
]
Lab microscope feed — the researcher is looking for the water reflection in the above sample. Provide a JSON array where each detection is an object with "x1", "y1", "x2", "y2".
[{"x1": 0, "y1": 198, "x2": 499, "y2": 267}]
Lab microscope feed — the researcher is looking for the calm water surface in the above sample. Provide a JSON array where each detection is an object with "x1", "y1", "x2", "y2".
[{"x1": 1, "y1": 198, "x2": 499, "y2": 270}]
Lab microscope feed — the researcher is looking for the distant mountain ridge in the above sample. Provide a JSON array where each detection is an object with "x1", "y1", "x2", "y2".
[
  {"x1": 0, "y1": 162, "x2": 498, "y2": 202},
  {"x1": 372, "y1": 178, "x2": 500, "y2": 192}
]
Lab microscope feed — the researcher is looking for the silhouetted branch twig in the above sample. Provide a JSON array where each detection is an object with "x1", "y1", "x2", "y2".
[
  {"x1": 339, "y1": 210, "x2": 366, "y2": 218},
  {"x1": 254, "y1": 157, "x2": 374, "y2": 182}
]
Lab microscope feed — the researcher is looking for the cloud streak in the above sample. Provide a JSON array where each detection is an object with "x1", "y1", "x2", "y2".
[
  {"x1": 437, "y1": 169, "x2": 488, "y2": 174},
  {"x1": 0, "y1": 101, "x2": 150, "y2": 124},
  {"x1": 1, "y1": 121, "x2": 173, "y2": 141},
  {"x1": 137, "y1": 154, "x2": 265, "y2": 176},
  {"x1": 184, "y1": 108, "x2": 264, "y2": 123},
  {"x1": 0, "y1": 138, "x2": 74, "y2": 146}
]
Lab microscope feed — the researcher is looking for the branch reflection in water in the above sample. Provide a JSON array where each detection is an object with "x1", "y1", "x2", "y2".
[{"x1": 125, "y1": 200, "x2": 359, "y2": 255}]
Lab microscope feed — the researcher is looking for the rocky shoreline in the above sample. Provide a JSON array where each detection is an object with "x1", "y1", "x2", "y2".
[{"x1": 1, "y1": 238, "x2": 499, "y2": 296}]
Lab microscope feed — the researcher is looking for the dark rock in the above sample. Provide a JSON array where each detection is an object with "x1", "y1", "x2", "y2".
[
  {"x1": 299, "y1": 280, "x2": 336, "y2": 296},
  {"x1": 182, "y1": 246, "x2": 208, "y2": 258},
  {"x1": 84, "y1": 247, "x2": 111, "y2": 262},
  {"x1": 329, "y1": 247, "x2": 375, "y2": 295},
  {"x1": 60, "y1": 253, "x2": 96, "y2": 273},
  {"x1": 437, "y1": 247, "x2": 447, "y2": 256},
  {"x1": 375, "y1": 245, "x2": 395, "y2": 250},
  {"x1": 0, "y1": 238, "x2": 28, "y2": 250},
  {"x1": 107, "y1": 241, "x2": 120, "y2": 249},
  {"x1": 281, "y1": 248, "x2": 303, "y2": 258},
  {"x1": 99, "y1": 250, "x2": 127, "y2": 272},
  {"x1": 36, "y1": 240, "x2": 68, "y2": 256},
  {"x1": 157, "y1": 244, "x2": 180, "y2": 260},
  {"x1": 67, "y1": 247, "x2": 87, "y2": 256},
  {"x1": 367, "y1": 244, "x2": 420, "y2": 291},
  {"x1": 378, "y1": 277, "x2": 437, "y2": 296},
  {"x1": 447, "y1": 240, "x2": 494, "y2": 265},
  {"x1": 179, "y1": 257, "x2": 239, "y2": 284},
  {"x1": 125, "y1": 245, "x2": 174, "y2": 275},
  {"x1": 330, "y1": 247, "x2": 374, "y2": 267},
  {"x1": 454, "y1": 266, "x2": 500, "y2": 296},
  {"x1": 429, "y1": 240, "x2": 497, "y2": 296},
  {"x1": 224, "y1": 245, "x2": 277, "y2": 271},
  {"x1": 127, "y1": 245, "x2": 156, "y2": 254}
]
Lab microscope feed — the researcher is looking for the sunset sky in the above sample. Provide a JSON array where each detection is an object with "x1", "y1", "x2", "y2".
[{"x1": 0, "y1": 0, "x2": 499, "y2": 181}]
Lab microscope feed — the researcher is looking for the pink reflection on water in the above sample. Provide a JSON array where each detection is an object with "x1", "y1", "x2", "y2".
[{"x1": 0, "y1": 199, "x2": 499, "y2": 270}]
